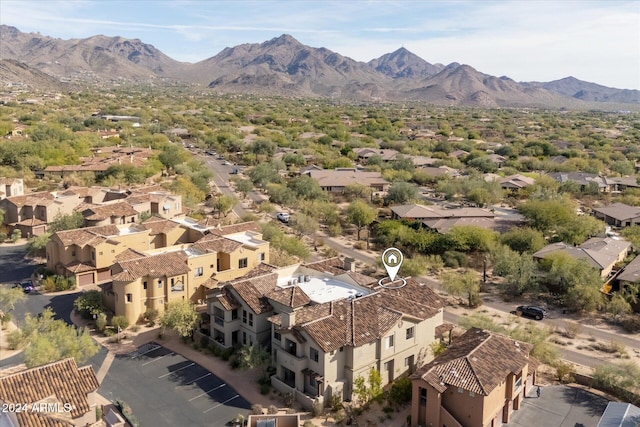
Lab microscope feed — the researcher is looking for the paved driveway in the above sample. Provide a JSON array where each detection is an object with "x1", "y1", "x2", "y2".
[
  {"x1": 100, "y1": 343, "x2": 250, "y2": 427},
  {"x1": 507, "y1": 385, "x2": 608, "y2": 426},
  {"x1": 0, "y1": 243, "x2": 37, "y2": 284}
]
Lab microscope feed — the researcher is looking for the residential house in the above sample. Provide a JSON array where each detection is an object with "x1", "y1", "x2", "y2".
[
  {"x1": 410, "y1": 328, "x2": 536, "y2": 427},
  {"x1": 79, "y1": 201, "x2": 140, "y2": 227},
  {"x1": 547, "y1": 171, "x2": 607, "y2": 192},
  {"x1": 487, "y1": 154, "x2": 507, "y2": 168},
  {"x1": 43, "y1": 146, "x2": 153, "y2": 179},
  {"x1": 207, "y1": 257, "x2": 445, "y2": 409},
  {"x1": 603, "y1": 176, "x2": 640, "y2": 193},
  {"x1": 104, "y1": 221, "x2": 270, "y2": 323},
  {"x1": 0, "y1": 178, "x2": 23, "y2": 200},
  {"x1": 0, "y1": 358, "x2": 99, "y2": 427},
  {"x1": 494, "y1": 174, "x2": 535, "y2": 191},
  {"x1": 352, "y1": 148, "x2": 399, "y2": 163},
  {"x1": 306, "y1": 169, "x2": 390, "y2": 192},
  {"x1": 389, "y1": 204, "x2": 511, "y2": 233},
  {"x1": 411, "y1": 156, "x2": 440, "y2": 168},
  {"x1": 533, "y1": 237, "x2": 631, "y2": 278},
  {"x1": 593, "y1": 203, "x2": 640, "y2": 228},
  {"x1": 0, "y1": 191, "x2": 83, "y2": 238}
]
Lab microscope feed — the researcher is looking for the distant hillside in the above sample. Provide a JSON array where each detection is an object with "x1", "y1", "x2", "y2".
[
  {"x1": 0, "y1": 59, "x2": 69, "y2": 91},
  {"x1": 368, "y1": 47, "x2": 444, "y2": 78},
  {"x1": 1, "y1": 25, "x2": 638, "y2": 108}
]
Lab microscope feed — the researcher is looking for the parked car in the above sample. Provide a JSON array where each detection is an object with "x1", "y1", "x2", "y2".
[
  {"x1": 16, "y1": 280, "x2": 34, "y2": 294},
  {"x1": 515, "y1": 305, "x2": 546, "y2": 320},
  {"x1": 276, "y1": 212, "x2": 290, "y2": 223}
]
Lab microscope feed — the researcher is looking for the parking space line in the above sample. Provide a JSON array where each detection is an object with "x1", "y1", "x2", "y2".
[
  {"x1": 141, "y1": 352, "x2": 174, "y2": 366},
  {"x1": 131, "y1": 345, "x2": 161, "y2": 359},
  {"x1": 203, "y1": 394, "x2": 240, "y2": 413},
  {"x1": 176, "y1": 373, "x2": 211, "y2": 388},
  {"x1": 188, "y1": 383, "x2": 226, "y2": 401},
  {"x1": 158, "y1": 362, "x2": 195, "y2": 378}
]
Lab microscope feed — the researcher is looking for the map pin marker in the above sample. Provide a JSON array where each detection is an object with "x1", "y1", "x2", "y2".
[{"x1": 382, "y1": 247, "x2": 403, "y2": 282}]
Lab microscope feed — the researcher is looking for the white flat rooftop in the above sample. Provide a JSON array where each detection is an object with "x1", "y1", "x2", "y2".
[
  {"x1": 226, "y1": 231, "x2": 266, "y2": 247},
  {"x1": 173, "y1": 217, "x2": 208, "y2": 231},
  {"x1": 278, "y1": 275, "x2": 370, "y2": 304}
]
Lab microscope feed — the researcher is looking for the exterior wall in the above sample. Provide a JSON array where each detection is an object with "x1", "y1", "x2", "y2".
[{"x1": 114, "y1": 273, "x2": 188, "y2": 323}]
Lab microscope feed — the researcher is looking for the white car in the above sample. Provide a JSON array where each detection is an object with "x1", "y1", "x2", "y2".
[{"x1": 276, "y1": 212, "x2": 290, "y2": 223}]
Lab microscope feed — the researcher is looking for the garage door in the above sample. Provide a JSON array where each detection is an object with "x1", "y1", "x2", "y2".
[
  {"x1": 97, "y1": 269, "x2": 111, "y2": 282},
  {"x1": 78, "y1": 273, "x2": 95, "y2": 286}
]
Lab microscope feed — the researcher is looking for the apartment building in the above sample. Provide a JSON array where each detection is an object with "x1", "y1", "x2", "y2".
[
  {"x1": 411, "y1": 328, "x2": 536, "y2": 427},
  {"x1": 101, "y1": 221, "x2": 269, "y2": 323},
  {"x1": 206, "y1": 258, "x2": 444, "y2": 409}
]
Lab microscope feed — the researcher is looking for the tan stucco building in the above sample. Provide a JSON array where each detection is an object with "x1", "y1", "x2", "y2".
[
  {"x1": 410, "y1": 328, "x2": 536, "y2": 427},
  {"x1": 207, "y1": 258, "x2": 445, "y2": 409}
]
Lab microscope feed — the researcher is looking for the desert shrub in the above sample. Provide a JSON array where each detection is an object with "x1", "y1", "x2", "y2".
[
  {"x1": 303, "y1": 422, "x2": 316, "y2": 427},
  {"x1": 251, "y1": 404, "x2": 263, "y2": 415},
  {"x1": 95, "y1": 313, "x2": 108, "y2": 332},
  {"x1": 554, "y1": 361, "x2": 576, "y2": 383},
  {"x1": 563, "y1": 321, "x2": 582, "y2": 339},
  {"x1": 268, "y1": 405, "x2": 278, "y2": 414},
  {"x1": 311, "y1": 399, "x2": 323, "y2": 417},
  {"x1": 330, "y1": 393, "x2": 343, "y2": 412},
  {"x1": 7, "y1": 329, "x2": 25, "y2": 350},
  {"x1": 111, "y1": 315, "x2": 129, "y2": 331},
  {"x1": 0, "y1": 232, "x2": 6, "y2": 242},
  {"x1": 260, "y1": 383, "x2": 270, "y2": 395},
  {"x1": 442, "y1": 250, "x2": 468, "y2": 268},
  {"x1": 328, "y1": 223, "x2": 342, "y2": 237},
  {"x1": 103, "y1": 328, "x2": 114, "y2": 337},
  {"x1": 621, "y1": 315, "x2": 640, "y2": 333},
  {"x1": 42, "y1": 275, "x2": 75, "y2": 292},
  {"x1": 333, "y1": 409, "x2": 346, "y2": 423},
  {"x1": 353, "y1": 241, "x2": 366, "y2": 250},
  {"x1": 200, "y1": 335, "x2": 210, "y2": 348},
  {"x1": 131, "y1": 325, "x2": 140, "y2": 332},
  {"x1": 143, "y1": 308, "x2": 159, "y2": 326}
]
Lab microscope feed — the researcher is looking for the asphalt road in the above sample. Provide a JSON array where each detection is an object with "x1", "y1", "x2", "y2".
[{"x1": 0, "y1": 243, "x2": 38, "y2": 284}]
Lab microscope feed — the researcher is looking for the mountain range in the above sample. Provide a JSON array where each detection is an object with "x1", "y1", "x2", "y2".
[{"x1": 1, "y1": 25, "x2": 638, "y2": 108}]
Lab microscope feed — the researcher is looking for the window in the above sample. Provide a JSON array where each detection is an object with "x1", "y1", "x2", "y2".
[
  {"x1": 420, "y1": 387, "x2": 427, "y2": 406},
  {"x1": 385, "y1": 335, "x2": 394, "y2": 349},
  {"x1": 91, "y1": 251, "x2": 95, "y2": 260},
  {"x1": 210, "y1": 264, "x2": 214, "y2": 269},
  {"x1": 157, "y1": 280, "x2": 163, "y2": 288},
  {"x1": 274, "y1": 330, "x2": 281, "y2": 341},
  {"x1": 310, "y1": 347, "x2": 319, "y2": 362},
  {"x1": 238, "y1": 258, "x2": 248, "y2": 269},
  {"x1": 406, "y1": 326, "x2": 414, "y2": 339},
  {"x1": 259, "y1": 252, "x2": 265, "y2": 261},
  {"x1": 194, "y1": 267, "x2": 203, "y2": 277},
  {"x1": 99, "y1": 251, "x2": 103, "y2": 256},
  {"x1": 242, "y1": 331, "x2": 247, "y2": 345},
  {"x1": 126, "y1": 293, "x2": 132, "y2": 303},
  {"x1": 248, "y1": 312, "x2": 254, "y2": 327},
  {"x1": 232, "y1": 309, "x2": 238, "y2": 320},
  {"x1": 143, "y1": 281, "x2": 147, "y2": 290},
  {"x1": 242, "y1": 310, "x2": 247, "y2": 324},
  {"x1": 309, "y1": 375, "x2": 317, "y2": 388},
  {"x1": 71, "y1": 250, "x2": 76, "y2": 257},
  {"x1": 404, "y1": 355, "x2": 414, "y2": 368}
]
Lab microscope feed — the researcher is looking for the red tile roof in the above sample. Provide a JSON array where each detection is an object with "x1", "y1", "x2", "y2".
[
  {"x1": 0, "y1": 358, "x2": 99, "y2": 426},
  {"x1": 412, "y1": 328, "x2": 532, "y2": 395}
]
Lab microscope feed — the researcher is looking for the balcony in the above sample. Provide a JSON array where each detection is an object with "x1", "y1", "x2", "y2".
[
  {"x1": 214, "y1": 316, "x2": 224, "y2": 326},
  {"x1": 277, "y1": 349, "x2": 307, "y2": 373}
]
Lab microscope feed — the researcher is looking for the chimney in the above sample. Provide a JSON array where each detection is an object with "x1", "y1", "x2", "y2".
[
  {"x1": 281, "y1": 310, "x2": 296, "y2": 329},
  {"x1": 344, "y1": 257, "x2": 355, "y2": 272}
]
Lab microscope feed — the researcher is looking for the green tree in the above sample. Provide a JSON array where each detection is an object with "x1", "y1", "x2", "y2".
[
  {"x1": 49, "y1": 211, "x2": 85, "y2": 232},
  {"x1": 441, "y1": 270, "x2": 481, "y2": 307},
  {"x1": 18, "y1": 308, "x2": 99, "y2": 368},
  {"x1": 500, "y1": 228, "x2": 546, "y2": 254},
  {"x1": 291, "y1": 214, "x2": 318, "y2": 239},
  {"x1": 160, "y1": 300, "x2": 199, "y2": 339},
  {"x1": 212, "y1": 194, "x2": 237, "y2": 218},
  {"x1": 0, "y1": 287, "x2": 27, "y2": 313},
  {"x1": 235, "y1": 179, "x2": 253, "y2": 199},
  {"x1": 385, "y1": 181, "x2": 418, "y2": 205},
  {"x1": 235, "y1": 344, "x2": 271, "y2": 371},
  {"x1": 346, "y1": 199, "x2": 376, "y2": 241},
  {"x1": 73, "y1": 290, "x2": 105, "y2": 319},
  {"x1": 10, "y1": 229, "x2": 21, "y2": 242},
  {"x1": 622, "y1": 225, "x2": 640, "y2": 249},
  {"x1": 111, "y1": 315, "x2": 130, "y2": 331}
]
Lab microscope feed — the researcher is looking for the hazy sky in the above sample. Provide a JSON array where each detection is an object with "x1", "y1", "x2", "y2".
[{"x1": 2, "y1": 0, "x2": 639, "y2": 89}]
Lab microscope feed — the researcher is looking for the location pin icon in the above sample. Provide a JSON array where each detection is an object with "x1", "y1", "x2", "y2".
[{"x1": 382, "y1": 247, "x2": 403, "y2": 282}]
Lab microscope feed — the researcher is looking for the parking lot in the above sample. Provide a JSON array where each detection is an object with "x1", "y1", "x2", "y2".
[{"x1": 100, "y1": 343, "x2": 251, "y2": 427}]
